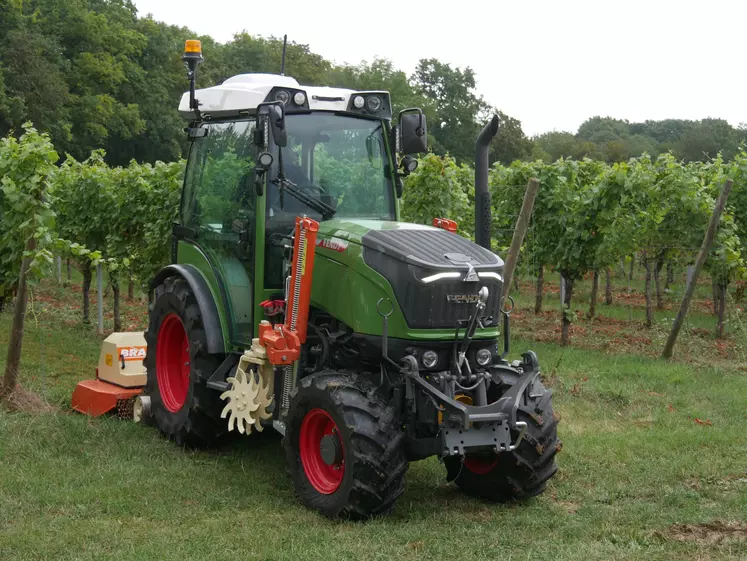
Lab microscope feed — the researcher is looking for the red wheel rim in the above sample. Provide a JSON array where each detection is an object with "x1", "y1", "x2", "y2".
[
  {"x1": 156, "y1": 313, "x2": 190, "y2": 413},
  {"x1": 463, "y1": 455, "x2": 499, "y2": 475},
  {"x1": 299, "y1": 408, "x2": 345, "y2": 494}
]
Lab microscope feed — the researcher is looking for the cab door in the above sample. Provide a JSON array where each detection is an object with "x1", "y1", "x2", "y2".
[{"x1": 179, "y1": 120, "x2": 257, "y2": 346}]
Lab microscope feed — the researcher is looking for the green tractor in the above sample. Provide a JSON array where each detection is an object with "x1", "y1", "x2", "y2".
[{"x1": 142, "y1": 40, "x2": 560, "y2": 519}]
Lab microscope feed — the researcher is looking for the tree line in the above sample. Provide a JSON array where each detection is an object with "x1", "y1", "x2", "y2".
[
  {"x1": 534, "y1": 117, "x2": 747, "y2": 164},
  {"x1": 2, "y1": 0, "x2": 745, "y2": 171},
  {"x1": 0, "y1": 0, "x2": 529, "y2": 167}
]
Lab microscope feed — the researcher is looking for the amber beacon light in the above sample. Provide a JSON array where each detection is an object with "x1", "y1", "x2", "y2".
[
  {"x1": 184, "y1": 39, "x2": 202, "y2": 54},
  {"x1": 182, "y1": 40, "x2": 204, "y2": 112}
]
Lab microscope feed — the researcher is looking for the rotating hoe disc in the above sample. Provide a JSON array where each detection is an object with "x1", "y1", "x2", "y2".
[{"x1": 220, "y1": 364, "x2": 273, "y2": 434}]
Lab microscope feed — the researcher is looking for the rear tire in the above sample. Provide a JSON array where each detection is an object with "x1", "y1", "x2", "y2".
[
  {"x1": 284, "y1": 371, "x2": 407, "y2": 520},
  {"x1": 144, "y1": 276, "x2": 225, "y2": 447},
  {"x1": 444, "y1": 375, "x2": 561, "y2": 501}
]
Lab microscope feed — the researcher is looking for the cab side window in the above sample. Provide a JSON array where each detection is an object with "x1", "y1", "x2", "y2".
[
  {"x1": 179, "y1": 120, "x2": 258, "y2": 344},
  {"x1": 181, "y1": 121, "x2": 257, "y2": 234}
]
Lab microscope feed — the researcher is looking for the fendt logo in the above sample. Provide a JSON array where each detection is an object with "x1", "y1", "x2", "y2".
[
  {"x1": 446, "y1": 294, "x2": 482, "y2": 304},
  {"x1": 119, "y1": 346, "x2": 147, "y2": 361},
  {"x1": 316, "y1": 237, "x2": 348, "y2": 253}
]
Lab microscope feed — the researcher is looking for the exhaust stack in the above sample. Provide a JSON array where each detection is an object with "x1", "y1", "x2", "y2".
[{"x1": 474, "y1": 115, "x2": 500, "y2": 250}]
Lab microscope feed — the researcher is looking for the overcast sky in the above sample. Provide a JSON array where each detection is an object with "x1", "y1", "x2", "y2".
[{"x1": 131, "y1": 0, "x2": 744, "y2": 136}]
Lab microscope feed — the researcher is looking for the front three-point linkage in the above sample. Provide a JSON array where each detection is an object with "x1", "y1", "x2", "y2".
[{"x1": 385, "y1": 287, "x2": 529, "y2": 456}]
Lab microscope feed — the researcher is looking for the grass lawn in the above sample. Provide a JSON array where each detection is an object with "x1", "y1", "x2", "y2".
[{"x1": 0, "y1": 272, "x2": 746, "y2": 560}]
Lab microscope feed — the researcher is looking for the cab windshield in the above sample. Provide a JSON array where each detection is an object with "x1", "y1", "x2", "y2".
[{"x1": 267, "y1": 113, "x2": 395, "y2": 221}]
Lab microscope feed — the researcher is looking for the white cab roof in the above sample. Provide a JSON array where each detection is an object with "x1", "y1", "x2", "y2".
[{"x1": 178, "y1": 73, "x2": 388, "y2": 119}]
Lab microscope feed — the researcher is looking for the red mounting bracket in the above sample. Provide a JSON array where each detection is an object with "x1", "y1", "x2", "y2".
[{"x1": 433, "y1": 218, "x2": 458, "y2": 232}]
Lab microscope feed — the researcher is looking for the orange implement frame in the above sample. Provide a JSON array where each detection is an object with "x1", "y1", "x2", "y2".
[
  {"x1": 71, "y1": 378, "x2": 142, "y2": 417},
  {"x1": 258, "y1": 322, "x2": 300, "y2": 365},
  {"x1": 260, "y1": 216, "x2": 319, "y2": 366}
]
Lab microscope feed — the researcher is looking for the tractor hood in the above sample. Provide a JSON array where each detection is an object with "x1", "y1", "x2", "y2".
[
  {"x1": 314, "y1": 219, "x2": 504, "y2": 330},
  {"x1": 315, "y1": 219, "x2": 504, "y2": 270}
]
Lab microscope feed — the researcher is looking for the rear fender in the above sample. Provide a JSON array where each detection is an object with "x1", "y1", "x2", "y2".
[{"x1": 150, "y1": 264, "x2": 226, "y2": 354}]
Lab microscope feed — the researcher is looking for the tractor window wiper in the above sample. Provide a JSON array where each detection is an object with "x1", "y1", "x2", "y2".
[{"x1": 270, "y1": 177, "x2": 336, "y2": 220}]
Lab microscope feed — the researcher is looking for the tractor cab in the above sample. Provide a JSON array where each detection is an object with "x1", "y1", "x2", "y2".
[{"x1": 174, "y1": 70, "x2": 425, "y2": 348}]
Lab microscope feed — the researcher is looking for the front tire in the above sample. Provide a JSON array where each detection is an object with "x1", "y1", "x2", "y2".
[
  {"x1": 144, "y1": 276, "x2": 225, "y2": 447},
  {"x1": 444, "y1": 375, "x2": 561, "y2": 501},
  {"x1": 284, "y1": 371, "x2": 407, "y2": 520}
]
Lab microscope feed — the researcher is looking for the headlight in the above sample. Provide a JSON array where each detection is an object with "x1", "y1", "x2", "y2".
[
  {"x1": 476, "y1": 348, "x2": 492, "y2": 367},
  {"x1": 293, "y1": 91, "x2": 306, "y2": 105},
  {"x1": 353, "y1": 95, "x2": 365, "y2": 109},
  {"x1": 274, "y1": 89, "x2": 290, "y2": 104},
  {"x1": 401, "y1": 156, "x2": 418, "y2": 173},
  {"x1": 422, "y1": 350, "x2": 438, "y2": 369},
  {"x1": 366, "y1": 95, "x2": 382, "y2": 112}
]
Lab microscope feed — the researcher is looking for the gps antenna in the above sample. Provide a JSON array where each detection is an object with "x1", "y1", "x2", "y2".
[{"x1": 280, "y1": 35, "x2": 288, "y2": 76}]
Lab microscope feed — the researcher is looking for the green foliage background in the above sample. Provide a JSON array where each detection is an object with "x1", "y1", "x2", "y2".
[
  {"x1": 1, "y1": 0, "x2": 744, "y2": 170},
  {"x1": 2, "y1": 125, "x2": 744, "y2": 295},
  {"x1": 0, "y1": 124, "x2": 58, "y2": 293},
  {"x1": 0, "y1": 125, "x2": 181, "y2": 300}
]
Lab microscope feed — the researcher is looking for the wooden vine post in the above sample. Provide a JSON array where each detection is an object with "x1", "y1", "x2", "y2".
[
  {"x1": 2, "y1": 238, "x2": 36, "y2": 396},
  {"x1": 662, "y1": 179, "x2": 733, "y2": 359},
  {"x1": 501, "y1": 178, "x2": 540, "y2": 305},
  {"x1": 0, "y1": 125, "x2": 59, "y2": 400}
]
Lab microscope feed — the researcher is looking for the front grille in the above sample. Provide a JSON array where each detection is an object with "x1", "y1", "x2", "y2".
[
  {"x1": 364, "y1": 249, "x2": 503, "y2": 329},
  {"x1": 399, "y1": 278, "x2": 502, "y2": 329}
]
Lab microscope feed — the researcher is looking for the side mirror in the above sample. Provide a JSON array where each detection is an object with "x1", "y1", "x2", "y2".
[
  {"x1": 257, "y1": 101, "x2": 287, "y2": 148},
  {"x1": 397, "y1": 108, "x2": 427, "y2": 154}
]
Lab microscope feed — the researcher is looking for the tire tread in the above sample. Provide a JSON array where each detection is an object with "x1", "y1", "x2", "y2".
[{"x1": 284, "y1": 370, "x2": 407, "y2": 520}]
